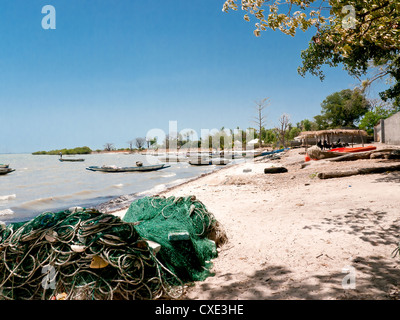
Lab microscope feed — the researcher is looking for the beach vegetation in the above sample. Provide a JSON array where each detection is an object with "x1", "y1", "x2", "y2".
[
  {"x1": 359, "y1": 101, "x2": 400, "y2": 135},
  {"x1": 32, "y1": 146, "x2": 92, "y2": 155},
  {"x1": 309, "y1": 172, "x2": 319, "y2": 179},
  {"x1": 260, "y1": 128, "x2": 278, "y2": 145}
]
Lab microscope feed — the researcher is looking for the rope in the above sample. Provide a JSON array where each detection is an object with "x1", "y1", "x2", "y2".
[{"x1": 0, "y1": 208, "x2": 183, "y2": 300}]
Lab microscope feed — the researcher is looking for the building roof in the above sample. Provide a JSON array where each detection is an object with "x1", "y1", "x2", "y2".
[{"x1": 297, "y1": 129, "x2": 367, "y2": 140}]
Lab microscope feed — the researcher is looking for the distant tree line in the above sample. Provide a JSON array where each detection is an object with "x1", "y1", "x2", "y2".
[{"x1": 32, "y1": 146, "x2": 92, "y2": 155}]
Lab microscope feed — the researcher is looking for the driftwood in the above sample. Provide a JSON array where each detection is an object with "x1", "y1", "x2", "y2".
[
  {"x1": 264, "y1": 167, "x2": 288, "y2": 174},
  {"x1": 317, "y1": 164, "x2": 400, "y2": 179},
  {"x1": 326, "y1": 149, "x2": 400, "y2": 162},
  {"x1": 327, "y1": 152, "x2": 371, "y2": 162}
]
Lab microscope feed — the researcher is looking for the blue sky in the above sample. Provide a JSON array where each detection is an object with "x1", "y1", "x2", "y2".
[{"x1": 0, "y1": 0, "x2": 383, "y2": 153}]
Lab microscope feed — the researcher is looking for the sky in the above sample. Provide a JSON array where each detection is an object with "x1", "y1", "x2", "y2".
[{"x1": 0, "y1": 0, "x2": 386, "y2": 153}]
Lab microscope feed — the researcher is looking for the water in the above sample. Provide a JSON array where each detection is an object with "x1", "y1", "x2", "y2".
[{"x1": 0, "y1": 153, "x2": 222, "y2": 224}]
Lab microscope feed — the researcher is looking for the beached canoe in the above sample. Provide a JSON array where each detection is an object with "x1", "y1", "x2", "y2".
[
  {"x1": 0, "y1": 168, "x2": 15, "y2": 175},
  {"x1": 86, "y1": 164, "x2": 170, "y2": 172},
  {"x1": 188, "y1": 158, "x2": 230, "y2": 166},
  {"x1": 328, "y1": 146, "x2": 376, "y2": 153},
  {"x1": 59, "y1": 158, "x2": 85, "y2": 162},
  {"x1": 188, "y1": 158, "x2": 212, "y2": 166},
  {"x1": 259, "y1": 148, "x2": 289, "y2": 157}
]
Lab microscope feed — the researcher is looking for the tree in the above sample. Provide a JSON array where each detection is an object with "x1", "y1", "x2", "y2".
[
  {"x1": 316, "y1": 89, "x2": 370, "y2": 128},
  {"x1": 103, "y1": 143, "x2": 115, "y2": 151},
  {"x1": 275, "y1": 113, "x2": 290, "y2": 147},
  {"x1": 223, "y1": 0, "x2": 400, "y2": 104},
  {"x1": 359, "y1": 106, "x2": 391, "y2": 135},
  {"x1": 263, "y1": 128, "x2": 278, "y2": 144},
  {"x1": 313, "y1": 114, "x2": 329, "y2": 130},
  {"x1": 297, "y1": 119, "x2": 318, "y2": 131},
  {"x1": 252, "y1": 98, "x2": 270, "y2": 146},
  {"x1": 127, "y1": 140, "x2": 135, "y2": 151},
  {"x1": 135, "y1": 137, "x2": 146, "y2": 149},
  {"x1": 288, "y1": 126, "x2": 301, "y2": 141},
  {"x1": 358, "y1": 99, "x2": 399, "y2": 135}
]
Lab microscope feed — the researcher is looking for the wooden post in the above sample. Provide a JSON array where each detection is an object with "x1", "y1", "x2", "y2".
[
  {"x1": 360, "y1": 132, "x2": 364, "y2": 147},
  {"x1": 305, "y1": 137, "x2": 308, "y2": 152}
]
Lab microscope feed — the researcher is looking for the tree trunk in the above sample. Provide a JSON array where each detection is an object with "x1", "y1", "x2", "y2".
[
  {"x1": 327, "y1": 152, "x2": 372, "y2": 162},
  {"x1": 317, "y1": 164, "x2": 400, "y2": 179}
]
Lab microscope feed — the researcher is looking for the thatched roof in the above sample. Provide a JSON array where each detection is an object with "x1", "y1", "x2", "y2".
[{"x1": 297, "y1": 129, "x2": 367, "y2": 140}]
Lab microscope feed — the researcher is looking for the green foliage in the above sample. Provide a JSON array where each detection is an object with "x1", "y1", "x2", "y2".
[
  {"x1": 288, "y1": 127, "x2": 301, "y2": 140},
  {"x1": 296, "y1": 119, "x2": 318, "y2": 132},
  {"x1": 359, "y1": 105, "x2": 395, "y2": 135},
  {"x1": 314, "y1": 89, "x2": 370, "y2": 129},
  {"x1": 224, "y1": 0, "x2": 400, "y2": 103},
  {"x1": 32, "y1": 146, "x2": 92, "y2": 155},
  {"x1": 259, "y1": 127, "x2": 277, "y2": 145}
]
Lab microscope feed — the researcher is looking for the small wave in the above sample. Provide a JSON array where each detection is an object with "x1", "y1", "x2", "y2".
[
  {"x1": 20, "y1": 197, "x2": 56, "y2": 208},
  {"x1": 167, "y1": 178, "x2": 189, "y2": 187},
  {"x1": 19, "y1": 194, "x2": 73, "y2": 208},
  {"x1": 136, "y1": 184, "x2": 168, "y2": 196},
  {"x1": 0, "y1": 194, "x2": 16, "y2": 202},
  {"x1": 73, "y1": 190, "x2": 95, "y2": 196},
  {"x1": 160, "y1": 173, "x2": 176, "y2": 178},
  {"x1": 0, "y1": 208, "x2": 14, "y2": 216},
  {"x1": 112, "y1": 184, "x2": 124, "y2": 188}
]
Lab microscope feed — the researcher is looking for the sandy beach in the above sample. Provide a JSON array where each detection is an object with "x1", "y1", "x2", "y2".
[{"x1": 112, "y1": 144, "x2": 400, "y2": 300}]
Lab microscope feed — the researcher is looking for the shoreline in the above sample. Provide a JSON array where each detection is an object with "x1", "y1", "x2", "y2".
[
  {"x1": 110, "y1": 143, "x2": 400, "y2": 300},
  {"x1": 100, "y1": 160, "x2": 242, "y2": 218}
]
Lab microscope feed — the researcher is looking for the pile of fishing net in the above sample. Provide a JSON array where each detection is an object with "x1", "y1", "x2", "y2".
[
  {"x1": 123, "y1": 195, "x2": 227, "y2": 283},
  {"x1": 0, "y1": 195, "x2": 227, "y2": 300}
]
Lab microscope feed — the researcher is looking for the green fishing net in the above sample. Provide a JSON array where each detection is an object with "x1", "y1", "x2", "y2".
[
  {"x1": 122, "y1": 196, "x2": 219, "y2": 283},
  {"x1": 0, "y1": 195, "x2": 222, "y2": 300}
]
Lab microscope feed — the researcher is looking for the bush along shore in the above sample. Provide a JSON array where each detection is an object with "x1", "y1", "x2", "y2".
[{"x1": 32, "y1": 146, "x2": 92, "y2": 155}]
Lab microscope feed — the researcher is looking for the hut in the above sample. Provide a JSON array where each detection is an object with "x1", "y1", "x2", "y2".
[{"x1": 296, "y1": 129, "x2": 368, "y2": 150}]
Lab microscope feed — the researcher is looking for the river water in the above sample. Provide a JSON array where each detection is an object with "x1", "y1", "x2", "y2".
[{"x1": 0, "y1": 153, "x2": 221, "y2": 224}]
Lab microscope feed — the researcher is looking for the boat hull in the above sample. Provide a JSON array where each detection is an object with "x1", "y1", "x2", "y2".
[
  {"x1": 329, "y1": 146, "x2": 376, "y2": 153},
  {"x1": 59, "y1": 159, "x2": 85, "y2": 162},
  {"x1": 0, "y1": 168, "x2": 15, "y2": 175},
  {"x1": 86, "y1": 164, "x2": 169, "y2": 172}
]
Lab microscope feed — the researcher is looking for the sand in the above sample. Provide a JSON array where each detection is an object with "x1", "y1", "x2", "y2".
[{"x1": 113, "y1": 144, "x2": 400, "y2": 300}]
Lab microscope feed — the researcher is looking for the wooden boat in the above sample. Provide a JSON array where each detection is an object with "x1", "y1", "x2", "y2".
[
  {"x1": 59, "y1": 158, "x2": 85, "y2": 162},
  {"x1": 0, "y1": 164, "x2": 9, "y2": 168},
  {"x1": 212, "y1": 158, "x2": 230, "y2": 165},
  {"x1": 259, "y1": 148, "x2": 288, "y2": 156},
  {"x1": 0, "y1": 168, "x2": 15, "y2": 175},
  {"x1": 188, "y1": 157, "x2": 212, "y2": 166},
  {"x1": 157, "y1": 155, "x2": 188, "y2": 162},
  {"x1": 86, "y1": 164, "x2": 170, "y2": 172},
  {"x1": 328, "y1": 146, "x2": 376, "y2": 153},
  {"x1": 188, "y1": 158, "x2": 230, "y2": 166}
]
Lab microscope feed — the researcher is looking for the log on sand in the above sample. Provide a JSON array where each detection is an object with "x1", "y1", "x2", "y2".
[
  {"x1": 317, "y1": 164, "x2": 400, "y2": 179},
  {"x1": 326, "y1": 149, "x2": 400, "y2": 162},
  {"x1": 327, "y1": 152, "x2": 371, "y2": 162}
]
